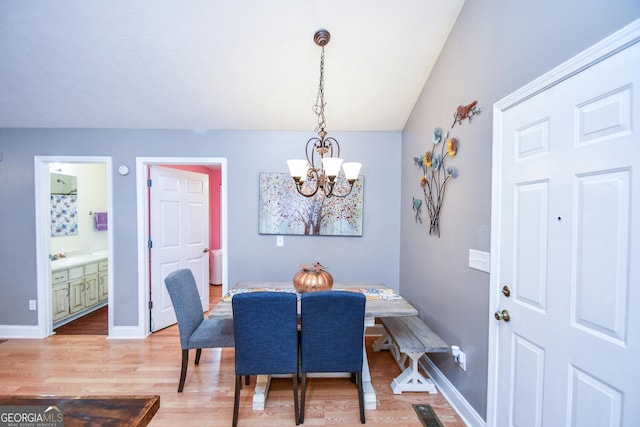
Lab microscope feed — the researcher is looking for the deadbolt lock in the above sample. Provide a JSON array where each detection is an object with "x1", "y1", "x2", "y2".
[{"x1": 502, "y1": 285, "x2": 511, "y2": 297}]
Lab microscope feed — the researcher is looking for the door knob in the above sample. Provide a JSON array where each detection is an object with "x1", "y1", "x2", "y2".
[
  {"x1": 501, "y1": 285, "x2": 511, "y2": 297},
  {"x1": 202, "y1": 248, "x2": 210, "y2": 253},
  {"x1": 494, "y1": 309, "x2": 511, "y2": 322}
]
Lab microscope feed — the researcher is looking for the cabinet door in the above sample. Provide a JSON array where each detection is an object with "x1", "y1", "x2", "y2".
[
  {"x1": 52, "y1": 283, "x2": 69, "y2": 322},
  {"x1": 84, "y1": 274, "x2": 99, "y2": 307},
  {"x1": 98, "y1": 271, "x2": 108, "y2": 302},
  {"x1": 69, "y1": 279, "x2": 85, "y2": 314}
]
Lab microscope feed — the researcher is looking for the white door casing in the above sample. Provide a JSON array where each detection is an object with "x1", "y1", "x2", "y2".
[
  {"x1": 149, "y1": 165, "x2": 210, "y2": 332},
  {"x1": 489, "y1": 21, "x2": 640, "y2": 427}
]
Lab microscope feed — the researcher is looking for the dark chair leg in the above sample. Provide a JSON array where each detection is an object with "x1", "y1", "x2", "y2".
[
  {"x1": 293, "y1": 374, "x2": 300, "y2": 425},
  {"x1": 194, "y1": 348, "x2": 202, "y2": 365},
  {"x1": 245, "y1": 375, "x2": 250, "y2": 385},
  {"x1": 178, "y1": 349, "x2": 189, "y2": 392},
  {"x1": 356, "y1": 372, "x2": 365, "y2": 423},
  {"x1": 299, "y1": 373, "x2": 307, "y2": 424},
  {"x1": 233, "y1": 375, "x2": 242, "y2": 427}
]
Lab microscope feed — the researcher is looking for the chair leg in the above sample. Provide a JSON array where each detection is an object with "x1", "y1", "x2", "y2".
[
  {"x1": 178, "y1": 349, "x2": 189, "y2": 392},
  {"x1": 233, "y1": 375, "x2": 242, "y2": 427},
  {"x1": 245, "y1": 375, "x2": 250, "y2": 385},
  {"x1": 292, "y1": 374, "x2": 300, "y2": 425},
  {"x1": 356, "y1": 372, "x2": 365, "y2": 423},
  {"x1": 194, "y1": 348, "x2": 202, "y2": 365},
  {"x1": 299, "y1": 373, "x2": 307, "y2": 424}
]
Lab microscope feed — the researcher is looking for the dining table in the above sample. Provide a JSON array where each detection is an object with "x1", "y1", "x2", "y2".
[{"x1": 208, "y1": 281, "x2": 418, "y2": 410}]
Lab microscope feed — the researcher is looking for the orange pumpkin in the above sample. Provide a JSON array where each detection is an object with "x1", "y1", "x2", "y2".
[{"x1": 293, "y1": 262, "x2": 333, "y2": 293}]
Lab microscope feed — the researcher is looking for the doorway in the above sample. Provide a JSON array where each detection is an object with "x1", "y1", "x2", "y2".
[
  {"x1": 135, "y1": 157, "x2": 228, "y2": 336},
  {"x1": 34, "y1": 156, "x2": 113, "y2": 338}
]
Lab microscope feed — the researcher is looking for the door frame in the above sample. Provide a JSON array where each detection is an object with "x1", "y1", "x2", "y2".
[
  {"x1": 487, "y1": 20, "x2": 640, "y2": 424},
  {"x1": 135, "y1": 157, "x2": 228, "y2": 337},
  {"x1": 34, "y1": 156, "x2": 114, "y2": 338}
]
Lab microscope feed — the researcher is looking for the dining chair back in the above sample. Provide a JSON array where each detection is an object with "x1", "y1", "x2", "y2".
[
  {"x1": 232, "y1": 291, "x2": 299, "y2": 427},
  {"x1": 299, "y1": 290, "x2": 366, "y2": 423},
  {"x1": 164, "y1": 268, "x2": 234, "y2": 392}
]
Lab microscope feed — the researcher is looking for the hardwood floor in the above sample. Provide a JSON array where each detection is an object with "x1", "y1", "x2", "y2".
[
  {"x1": 1, "y1": 286, "x2": 467, "y2": 426},
  {"x1": 54, "y1": 305, "x2": 108, "y2": 335}
]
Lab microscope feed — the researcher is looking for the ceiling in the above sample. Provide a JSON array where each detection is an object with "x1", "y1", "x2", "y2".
[{"x1": 0, "y1": 1, "x2": 464, "y2": 132}]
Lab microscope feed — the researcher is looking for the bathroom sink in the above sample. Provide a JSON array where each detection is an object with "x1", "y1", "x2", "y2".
[{"x1": 51, "y1": 256, "x2": 87, "y2": 269}]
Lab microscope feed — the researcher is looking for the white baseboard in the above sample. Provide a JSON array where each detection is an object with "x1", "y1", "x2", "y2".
[
  {"x1": 419, "y1": 355, "x2": 486, "y2": 427},
  {"x1": 0, "y1": 325, "x2": 46, "y2": 339},
  {"x1": 108, "y1": 325, "x2": 148, "y2": 339}
]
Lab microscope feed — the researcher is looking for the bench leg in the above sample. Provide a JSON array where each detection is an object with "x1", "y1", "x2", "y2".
[
  {"x1": 390, "y1": 352, "x2": 438, "y2": 394},
  {"x1": 374, "y1": 332, "x2": 410, "y2": 372},
  {"x1": 372, "y1": 332, "x2": 393, "y2": 352},
  {"x1": 373, "y1": 333, "x2": 404, "y2": 364}
]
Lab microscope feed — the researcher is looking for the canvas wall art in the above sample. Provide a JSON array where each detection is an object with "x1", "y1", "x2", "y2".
[{"x1": 258, "y1": 172, "x2": 363, "y2": 236}]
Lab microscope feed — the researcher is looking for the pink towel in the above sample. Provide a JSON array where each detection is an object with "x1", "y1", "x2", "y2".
[{"x1": 95, "y1": 212, "x2": 108, "y2": 231}]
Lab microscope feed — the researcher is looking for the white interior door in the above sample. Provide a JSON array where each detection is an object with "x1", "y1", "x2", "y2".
[
  {"x1": 490, "y1": 36, "x2": 639, "y2": 425},
  {"x1": 149, "y1": 165, "x2": 210, "y2": 332}
]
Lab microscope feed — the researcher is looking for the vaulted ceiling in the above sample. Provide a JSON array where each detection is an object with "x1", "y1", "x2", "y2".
[{"x1": 0, "y1": 1, "x2": 464, "y2": 131}]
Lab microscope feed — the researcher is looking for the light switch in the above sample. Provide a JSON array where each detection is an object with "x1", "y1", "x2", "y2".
[
  {"x1": 276, "y1": 236, "x2": 284, "y2": 247},
  {"x1": 469, "y1": 249, "x2": 490, "y2": 273}
]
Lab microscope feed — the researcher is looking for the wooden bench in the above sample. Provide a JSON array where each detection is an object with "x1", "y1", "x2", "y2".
[{"x1": 373, "y1": 316, "x2": 449, "y2": 394}]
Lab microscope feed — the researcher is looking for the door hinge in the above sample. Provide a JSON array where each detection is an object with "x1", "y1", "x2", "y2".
[
  {"x1": 147, "y1": 238, "x2": 153, "y2": 249},
  {"x1": 149, "y1": 301, "x2": 153, "y2": 310},
  {"x1": 147, "y1": 179, "x2": 152, "y2": 187}
]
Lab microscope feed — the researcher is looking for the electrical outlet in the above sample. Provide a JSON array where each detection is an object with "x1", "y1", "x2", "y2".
[
  {"x1": 276, "y1": 235, "x2": 284, "y2": 247},
  {"x1": 458, "y1": 350, "x2": 467, "y2": 371},
  {"x1": 29, "y1": 300, "x2": 37, "y2": 310}
]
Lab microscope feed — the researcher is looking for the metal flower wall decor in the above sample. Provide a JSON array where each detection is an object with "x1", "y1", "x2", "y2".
[
  {"x1": 414, "y1": 127, "x2": 459, "y2": 237},
  {"x1": 413, "y1": 100, "x2": 480, "y2": 237}
]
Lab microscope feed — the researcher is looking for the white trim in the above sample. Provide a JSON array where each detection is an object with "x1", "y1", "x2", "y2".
[
  {"x1": 0, "y1": 326, "x2": 42, "y2": 339},
  {"x1": 419, "y1": 355, "x2": 485, "y2": 427},
  {"x1": 487, "y1": 18, "x2": 640, "y2": 426},
  {"x1": 30, "y1": 156, "x2": 114, "y2": 340},
  {"x1": 108, "y1": 325, "x2": 147, "y2": 339},
  {"x1": 135, "y1": 157, "x2": 228, "y2": 337},
  {"x1": 495, "y1": 19, "x2": 640, "y2": 112}
]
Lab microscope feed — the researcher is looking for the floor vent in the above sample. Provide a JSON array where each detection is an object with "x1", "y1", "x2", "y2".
[{"x1": 413, "y1": 404, "x2": 445, "y2": 427}]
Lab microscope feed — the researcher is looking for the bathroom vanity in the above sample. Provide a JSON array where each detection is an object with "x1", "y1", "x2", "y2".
[{"x1": 51, "y1": 254, "x2": 108, "y2": 327}]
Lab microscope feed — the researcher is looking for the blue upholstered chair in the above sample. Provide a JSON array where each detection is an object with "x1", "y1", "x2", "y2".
[
  {"x1": 299, "y1": 291, "x2": 366, "y2": 424},
  {"x1": 232, "y1": 291, "x2": 299, "y2": 427},
  {"x1": 164, "y1": 268, "x2": 234, "y2": 392}
]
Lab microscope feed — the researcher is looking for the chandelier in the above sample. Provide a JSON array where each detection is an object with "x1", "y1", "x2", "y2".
[{"x1": 287, "y1": 29, "x2": 362, "y2": 198}]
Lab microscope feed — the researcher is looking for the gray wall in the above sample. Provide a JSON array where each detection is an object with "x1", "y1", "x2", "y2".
[
  {"x1": 400, "y1": 0, "x2": 640, "y2": 420},
  {"x1": 0, "y1": 129, "x2": 401, "y2": 326}
]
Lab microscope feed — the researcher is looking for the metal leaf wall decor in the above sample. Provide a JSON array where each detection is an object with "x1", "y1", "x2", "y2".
[{"x1": 413, "y1": 100, "x2": 480, "y2": 237}]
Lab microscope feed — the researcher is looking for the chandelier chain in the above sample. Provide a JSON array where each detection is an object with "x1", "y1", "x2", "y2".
[{"x1": 313, "y1": 45, "x2": 327, "y2": 135}]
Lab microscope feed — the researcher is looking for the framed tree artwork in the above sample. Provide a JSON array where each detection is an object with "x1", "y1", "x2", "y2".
[{"x1": 258, "y1": 173, "x2": 364, "y2": 236}]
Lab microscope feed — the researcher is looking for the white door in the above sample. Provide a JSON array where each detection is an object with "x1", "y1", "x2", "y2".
[
  {"x1": 149, "y1": 165, "x2": 210, "y2": 332},
  {"x1": 490, "y1": 33, "x2": 640, "y2": 426}
]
